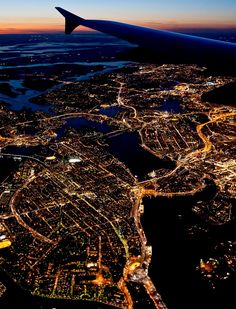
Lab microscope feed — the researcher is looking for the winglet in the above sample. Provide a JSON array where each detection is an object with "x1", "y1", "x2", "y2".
[{"x1": 55, "y1": 7, "x2": 85, "y2": 34}]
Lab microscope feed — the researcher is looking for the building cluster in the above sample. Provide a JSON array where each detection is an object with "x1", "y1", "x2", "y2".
[{"x1": 0, "y1": 63, "x2": 235, "y2": 307}]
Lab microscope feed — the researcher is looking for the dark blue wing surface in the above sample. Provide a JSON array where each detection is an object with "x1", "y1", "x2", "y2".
[{"x1": 56, "y1": 7, "x2": 236, "y2": 68}]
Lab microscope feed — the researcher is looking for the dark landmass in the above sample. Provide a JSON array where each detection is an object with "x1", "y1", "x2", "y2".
[
  {"x1": 0, "y1": 64, "x2": 104, "y2": 81},
  {"x1": 1, "y1": 46, "x2": 128, "y2": 67},
  {"x1": 0, "y1": 101, "x2": 10, "y2": 108},
  {"x1": 0, "y1": 83, "x2": 18, "y2": 97},
  {"x1": 22, "y1": 78, "x2": 59, "y2": 91},
  {"x1": 31, "y1": 74, "x2": 118, "y2": 109},
  {"x1": 0, "y1": 52, "x2": 20, "y2": 59},
  {"x1": 202, "y1": 81, "x2": 236, "y2": 106}
]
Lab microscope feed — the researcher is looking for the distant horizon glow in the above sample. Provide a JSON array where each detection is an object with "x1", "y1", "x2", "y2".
[
  {"x1": 1, "y1": 18, "x2": 236, "y2": 35},
  {"x1": 1, "y1": 0, "x2": 236, "y2": 34}
]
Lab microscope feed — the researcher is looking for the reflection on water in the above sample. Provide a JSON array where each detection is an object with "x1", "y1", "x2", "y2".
[
  {"x1": 0, "y1": 90, "x2": 51, "y2": 112},
  {"x1": 0, "y1": 79, "x2": 51, "y2": 112}
]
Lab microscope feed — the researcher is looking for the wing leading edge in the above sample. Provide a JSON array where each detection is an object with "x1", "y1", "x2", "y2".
[{"x1": 55, "y1": 7, "x2": 236, "y2": 68}]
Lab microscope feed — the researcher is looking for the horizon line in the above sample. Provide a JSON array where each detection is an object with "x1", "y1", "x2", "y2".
[{"x1": 1, "y1": 24, "x2": 236, "y2": 35}]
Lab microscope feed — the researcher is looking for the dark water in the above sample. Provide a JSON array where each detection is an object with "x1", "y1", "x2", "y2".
[
  {"x1": 57, "y1": 117, "x2": 112, "y2": 140},
  {"x1": 56, "y1": 115, "x2": 172, "y2": 180},
  {"x1": 158, "y1": 98, "x2": 183, "y2": 114},
  {"x1": 98, "y1": 106, "x2": 124, "y2": 117},
  {"x1": 0, "y1": 158, "x2": 19, "y2": 182},
  {"x1": 108, "y1": 131, "x2": 174, "y2": 179},
  {"x1": 2, "y1": 145, "x2": 43, "y2": 156},
  {"x1": 142, "y1": 196, "x2": 236, "y2": 309}
]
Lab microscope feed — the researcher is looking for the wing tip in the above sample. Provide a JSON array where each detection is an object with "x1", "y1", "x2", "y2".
[{"x1": 55, "y1": 7, "x2": 85, "y2": 35}]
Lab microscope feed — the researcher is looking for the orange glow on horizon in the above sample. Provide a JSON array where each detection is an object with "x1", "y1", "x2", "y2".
[{"x1": 0, "y1": 17, "x2": 236, "y2": 34}]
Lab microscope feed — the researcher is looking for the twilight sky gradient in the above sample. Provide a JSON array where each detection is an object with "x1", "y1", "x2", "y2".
[{"x1": 1, "y1": 0, "x2": 236, "y2": 34}]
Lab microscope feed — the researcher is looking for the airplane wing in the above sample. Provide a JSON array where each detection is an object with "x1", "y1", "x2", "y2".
[{"x1": 55, "y1": 7, "x2": 236, "y2": 70}]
